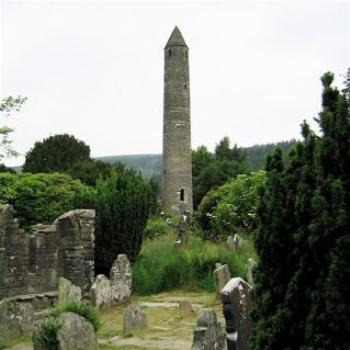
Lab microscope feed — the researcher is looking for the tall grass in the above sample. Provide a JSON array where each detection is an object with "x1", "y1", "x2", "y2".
[{"x1": 133, "y1": 230, "x2": 256, "y2": 295}]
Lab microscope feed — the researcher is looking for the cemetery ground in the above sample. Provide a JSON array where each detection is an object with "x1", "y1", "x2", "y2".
[{"x1": 6, "y1": 290, "x2": 222, "y2": 350}]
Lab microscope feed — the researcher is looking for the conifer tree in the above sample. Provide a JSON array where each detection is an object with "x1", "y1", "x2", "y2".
[{"x1": 252, "y1": 72, "x2": 350, "y2": 350}]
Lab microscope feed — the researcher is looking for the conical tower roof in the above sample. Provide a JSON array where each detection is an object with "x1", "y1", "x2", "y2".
[{"x1": 165, "y1": 26, "x2": 188, "y2": 48}]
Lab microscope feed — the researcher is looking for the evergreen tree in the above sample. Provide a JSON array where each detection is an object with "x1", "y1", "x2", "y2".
[
  {"x1": 93, "y1": 168, "x2": 152, "y2": 275},
  {"x1": 252, "y1": 72, "x2": 350, "y2": 350},
  {"x1": 23, "y1": 134, "x2": 90, "y2": 173}
]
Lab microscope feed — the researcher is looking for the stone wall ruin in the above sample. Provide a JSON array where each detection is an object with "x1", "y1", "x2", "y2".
[{"x1": 0, "y1": 204, "x2": 95, "y2": 300}]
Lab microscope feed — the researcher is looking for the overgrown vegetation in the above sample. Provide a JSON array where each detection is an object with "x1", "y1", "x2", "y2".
[
  {"x1": 51, "y1": 302, "x2": 102, "y2": 332},
  {"x1": 34, "y1": 302, "x2": 101, "y2": 347},
  {"x1": 133, "y1": 230, "x2": 255, "y2": 295},
  {"x1": 35, "y1": 316, "x2": 62, "y2": 347}
]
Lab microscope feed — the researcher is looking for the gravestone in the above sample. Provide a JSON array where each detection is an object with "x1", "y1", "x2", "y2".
[
  {"x1": 123, "y1": 304, "x2": 147, "y2": 334},
  {"x1": 220, "y1": 277, "x2": 252, "y2": 350},
  {"x1": 57, "y1": 312, "x2": 98, "y2": 350},
  {"x1": 214, "y1": 263, "x2": 231, "y2": 296},
  {"x1": 191, "y1": 308, "x2": 225, "y2": 350},
  {"x1": 179, "y1": 300, "x2": 193, "y2": 318},
  {"x1": 110, "y1": 254, "x2": 132, "y2": 303},
  {"x1": 58, "y1": 277, "x2": 81, "y2": 305},
  {"x1": 90, "y1": 274, "x2": 112, "y2": 309},
  {"x1": 246, "y1": 258, "x2": 257, "y2": 288}
]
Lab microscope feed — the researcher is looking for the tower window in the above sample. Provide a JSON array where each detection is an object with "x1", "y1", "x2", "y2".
[
  {"x1": 168, "y1": 49, "x2": 172, "y2": 57},
  {"x1": 180, "y1": 189, "x2": 185, "y2": 201},
  {"x1": 184, "y1": 84, "x2": 187, "y2": 89}
]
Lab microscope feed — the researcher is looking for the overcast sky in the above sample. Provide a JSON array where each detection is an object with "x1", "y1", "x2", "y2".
[{"x1": 1, "y1": 1, "x2": 349, "y2": 166}]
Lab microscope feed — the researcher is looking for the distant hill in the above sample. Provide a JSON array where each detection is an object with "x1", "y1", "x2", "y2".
[
  {"x1": 96, "y1": 140, "x2": 298, "y2": 177},
  {"x1": 96, "y1": 154, "x2": 162, "y2": 179},
  {"x1": 242, "y1": 139, "x2": 297, "y2": 171},
  {"x1": 9, "y1": 140, "x2": 297, "y2": 177}
]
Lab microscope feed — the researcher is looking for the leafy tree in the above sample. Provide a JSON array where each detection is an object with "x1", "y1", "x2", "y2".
[
  {"x1": 252, "y1": 72, "x2": 350, "y2": 350},
  {"x1": 92, "y1": 168, "x2": 152, "y2": 275},
  {"x1": 23, "y1": 134, "x2": 91, "y2": 173},
  {"x1": 67, "y1": 159, "x2": 116, "y2": 186},
  {"x1": 0, "y1": 95, "x2": 27, "y2": 160},
  {"x1": 192, "y1": 138, "x2": 248, "y2": 208},
  {"x1": 0, "y1": 172, "x2": 93, "y2": 228},
  {"x1": 196, "y1": 171, "x2": 266, "y2": 240}
]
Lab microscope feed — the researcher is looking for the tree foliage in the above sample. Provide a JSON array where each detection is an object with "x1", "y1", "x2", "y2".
[
  {"x1": 0, "y1": 172, "x2": 93, "y2": 229},
  {"x1": 23, "y1": 134, "x2": 91, "y2": 173},
  {"x1": 252, "y1": 72, "x2": 350, "y2": 350},
  {"x1": 0, "y1": 95, "x2": 27, "y2": 160},
  {"x1": 192, "y1": 137, "x2": 248, "y2": 208},
  {"x1": 196, "y1": 171, "x2": 266, "y2": 240}
]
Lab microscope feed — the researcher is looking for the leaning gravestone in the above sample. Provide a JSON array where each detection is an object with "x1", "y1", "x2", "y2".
[
  {"x1": 220, "y1": 277, "x2": 252, "y2": 350},
  {"x1": 58, "y1": 277, "x2": 81, "y2": 305},
  {"x1": 214, "y1": 263, "x2": 231, "y2": 297},
  {"x1": 123, "y1": 304, "x2": 147, "y2": 334},
  {"x1": 191, "y1": 308, "x2": 225, "y2": 350},
  {"x1": 110, "y1": 254, "x2": 132, "y2": 303}
]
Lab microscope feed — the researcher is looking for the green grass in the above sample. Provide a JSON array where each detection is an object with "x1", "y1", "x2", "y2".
[{"x1": 133, "y1": 230, "x2": 256, "y2": 295}]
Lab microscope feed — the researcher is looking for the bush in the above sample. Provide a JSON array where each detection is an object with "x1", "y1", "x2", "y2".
[
  {"x1": 36, "y1": 316, "x2": 62, "y2": 346},
  {"x1": 143, "y1": 216, "x2": 168, "y2": 240},
  {"x1": 51, "y1": 302, "x2": 102, "y2": 332},
  {"x1": 196, "y1": 171, "x2": 267, "y2": 240},
  {"x1": 133, "y1": 231, "x2": 256, "y2": 295},
  {"x1": 0, "y1": 172, "x2": 94, "y2": 229}
]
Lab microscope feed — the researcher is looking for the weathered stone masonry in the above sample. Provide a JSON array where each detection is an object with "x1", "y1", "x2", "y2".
[
  {"x1": 162, "y1": 26, "x2": 193, "y2": 215},
  {"x1": 0, "y1": 205, "x2": 95, "y2": 300}
]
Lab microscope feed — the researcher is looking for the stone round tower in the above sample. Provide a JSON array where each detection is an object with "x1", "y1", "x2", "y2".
[{"x1": 162, "y1": 26, "x2": 193, "y2": 215}]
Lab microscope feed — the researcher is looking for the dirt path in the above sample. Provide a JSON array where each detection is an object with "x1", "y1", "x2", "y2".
[{"x1": 100, "y1": 337, "x2": 192, "y2": 350}]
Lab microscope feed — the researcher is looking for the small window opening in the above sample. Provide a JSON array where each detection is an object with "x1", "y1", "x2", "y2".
[
  {"x1": 168, "y1": 49, "x2": 172, "y2": 57},
  {"x1": 185, "y1": 51, "x2": 188, "y2": 59},
  {"x1": 180, "y1": 189, "x2": 185, "y2": 201},
  {"x1": 184, "y1": 84, "x2": 187, "y2": 89}
]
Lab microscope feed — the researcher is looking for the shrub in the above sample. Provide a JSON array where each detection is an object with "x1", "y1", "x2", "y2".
[
  {"x1": 0, "y1": 172, "x2": 94, "y2": 229},
  {"x1": 36, "y1": 316, "x2": 62, "y2": 346},
  {"x1": 143, "y1": 216, "x2": 168, "y2": 240},
  {"x1": 195, "y1": 171, "x2": 267, "y2": 240},
  {"x1": 133, "y1": 231, "x2": 256, "y2": 295},
  {"x1": 51, "y1": 302, "x2": 102, "y2": 332}
]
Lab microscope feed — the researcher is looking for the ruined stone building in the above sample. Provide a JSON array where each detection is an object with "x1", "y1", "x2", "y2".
[{"x1": 162, "y1": 26, "x2": 193, "y2": 215}]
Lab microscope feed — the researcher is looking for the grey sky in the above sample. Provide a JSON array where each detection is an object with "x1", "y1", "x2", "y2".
[{"x1": 1, "y1": 1, "x2": 349, "y2": 166}]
